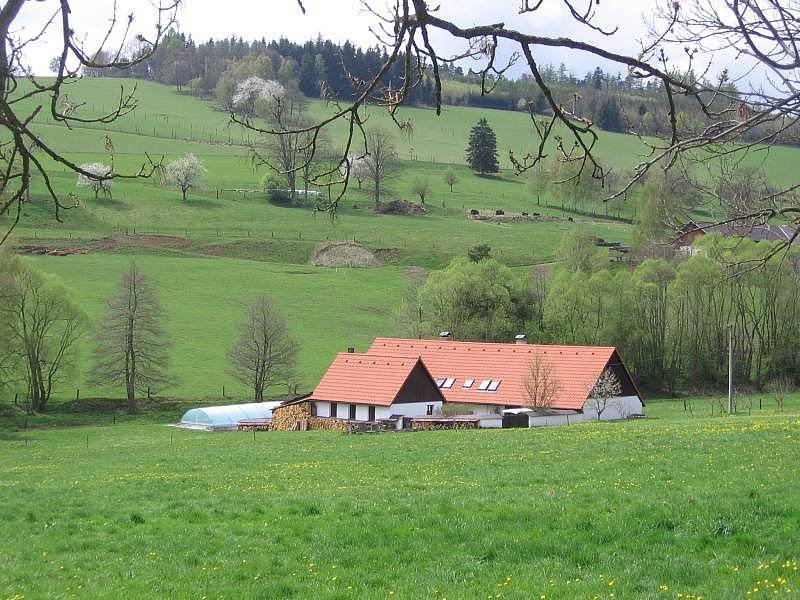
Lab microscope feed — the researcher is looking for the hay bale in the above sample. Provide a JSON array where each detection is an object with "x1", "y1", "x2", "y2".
[{"x1": 310, "y1": 241, "x2": 381, "y2": 268}]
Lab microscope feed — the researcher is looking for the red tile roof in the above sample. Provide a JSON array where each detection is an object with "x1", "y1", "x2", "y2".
[
  {"x1": 367, "y1": 338, "x2": 634, "y2": 410},
  {"x1": 309, "y1": 353, "x2": 443, "y2": 406}
]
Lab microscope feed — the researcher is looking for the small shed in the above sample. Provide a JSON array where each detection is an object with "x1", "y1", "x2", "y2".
[{"x1": 177, "y1": 401, "x2": 282, "y2": 431}]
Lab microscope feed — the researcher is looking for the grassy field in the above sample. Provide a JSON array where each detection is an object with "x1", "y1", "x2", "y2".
[
  {"x1": 24, "y1": 253, "x2": 406, "y2": 398},
  {"x1": 2, "y1": 78, "x2": 637, "y2": 403},
  {"x1": 1, "y1": 397, "x2": 799, "y2": 598},
  {"x1": 3, "y1": 77, "x2": 798, "y2": 403}
]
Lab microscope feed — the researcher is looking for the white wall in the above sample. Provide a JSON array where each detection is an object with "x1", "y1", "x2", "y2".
[
  {"x1": 388, "y1": 401, "x2": 442, "y2": 418},
  {"x1": 312, "y1": 400, "x2": 441, "y2": 421},
  {"x1": 581, "y1": 395, "x2": 643, "y2": 421},
  {"x1": 529, "y1": 413, "x2": 581, "y2": 427},
  {"x1": 478, "y1": 416, "x2": 503, "y2": 428}
]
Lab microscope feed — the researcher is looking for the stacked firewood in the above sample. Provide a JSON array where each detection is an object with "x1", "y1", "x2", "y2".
[{"x1": 271, "y1": 401, "x2": 348, "y2": 431}]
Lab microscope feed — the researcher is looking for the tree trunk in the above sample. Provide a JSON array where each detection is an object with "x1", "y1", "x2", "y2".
[
  {"x1": 374, "y1": 176, "x2": 381, "y2": 210},
  {"x1": 181, "y1": 187, "x2": 187, "y2": 202},
  {"x1": 288, "y1": 171, "x2": 297, "y2": 206}
]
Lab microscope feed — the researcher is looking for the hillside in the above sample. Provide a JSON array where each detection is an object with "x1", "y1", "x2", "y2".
[{"x1": 4, "y1": 78, "x2": 799, "y2": 401}]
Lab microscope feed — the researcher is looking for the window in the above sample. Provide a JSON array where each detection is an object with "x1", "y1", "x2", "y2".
[
  {"x1": 462, "y1": 379, "x2": 475, "y2": 389},
  {"x1": 435, "y1": 378, "x2": 446, "y2": 387},
  {"x1": 368, "y1": 406, "x2": 376, "y2": 421},
  {"x1": 426, "y1": 404, "x2": 434, "y2": 415},
  {"x1": 349, "y1": 404, "x2": 357, "y2": 420},
  {"x1": 487, "y1": 380, "x2": 501, "y2": 392},
  {"x1": 330, "y1": 402, "x2": 338, "y2": 418},
  {"x1": 478, "y1": 379, "x2": 491, "y2": 391},
  {"x1": 441, "y1": 377, "x2": 455, "y2": 389}
]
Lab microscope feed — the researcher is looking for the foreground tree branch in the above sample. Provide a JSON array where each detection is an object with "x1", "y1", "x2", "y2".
[
  {"x1": 242, "y1": 0, "x2": 800, "y2": 262},
  {"x1": 0, "y1": 0, "x2": 180, "y2": 244}
]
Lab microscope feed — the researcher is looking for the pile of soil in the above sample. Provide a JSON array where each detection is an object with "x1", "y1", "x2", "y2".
[
  {"x1": 376, "y1": 199, "x2": 427, "y2": 215},
  {"x1": 310, "y1": 241, "x2": 381, "y2": 268}
]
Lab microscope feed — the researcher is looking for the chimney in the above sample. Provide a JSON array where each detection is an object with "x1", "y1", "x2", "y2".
[
  {"x1": 439, "y1": 331, "x2": 451, "y2": 340},
  {"x1": 347, "y1": 347, "x2": 355, "y2": 353},
  {"x1": 514, "y1": 334, "x2": 527, "y2": 345}
]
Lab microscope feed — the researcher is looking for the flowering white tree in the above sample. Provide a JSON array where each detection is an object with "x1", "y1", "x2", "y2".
[
  {"x1": 165, "y1": 154, "x2": 206, "y2": 201},
  {"x1": 589, "y1": 369, "x2": 622, "y2": 421},
  {"x1": 231, "y1": 76, "x2": 309, "y2": 204},
  {"x1": 76, "y1": 163, "x2": 113, "y2": 199},
  {"x1": 340, "y1": 155, "x2": 372, "y2": 190},
  {"x1": 232, "y1": 76, "x2": 285, "y2": 117}
]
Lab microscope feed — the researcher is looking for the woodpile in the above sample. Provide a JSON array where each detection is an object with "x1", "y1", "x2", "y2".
[
  {"x1": 236, "y1": 419, "x2": 271, "y2": 431},
  {"x1": 271, "y1": 402, "x2": 312, "y2": 431},
  {"x1": 271, "y1": 401, "x2": 349, "y2": 431},
  {"x1": 307, "y1": 417, "x2": 348, "y2": 431},
  {"x1": 412, "y1": 417, "x2": 479, "y2": 430}
]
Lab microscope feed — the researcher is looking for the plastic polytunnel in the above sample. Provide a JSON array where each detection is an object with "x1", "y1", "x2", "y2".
[{"x1": 177, "y1": 401, "x2": 283, "y2": 431}]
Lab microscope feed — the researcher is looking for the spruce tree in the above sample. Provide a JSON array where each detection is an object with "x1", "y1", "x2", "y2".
[
  {"x1": 596, "y1": 98, "x2": 623, "y2": 132},
  {"x1": 465, "y1": 118, "x2": 499, "y2": 175}
]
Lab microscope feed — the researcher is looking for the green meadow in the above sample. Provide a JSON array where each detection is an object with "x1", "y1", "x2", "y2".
[
  {"x1": 3, "y1": 78, "x2": 800, "y2": 599},
  {"x1": 1, "y1": 399, "x2": 799, "y2": 598},
  {"x1": 4, "y1": 78, "x2": 636, "y2": 401},
  {"x1": 3, "y1": 77, "x2": 799, "y2": 400}
]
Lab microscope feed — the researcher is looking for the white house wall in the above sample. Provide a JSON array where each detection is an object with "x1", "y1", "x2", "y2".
[
  {"x1": 528, "y1": 413, "x2": 581, "y2": 427},
  {"x1": 581, "y1": 395, "x2": 643, "y2": 421},
  {"x1": 312, "y1": 400, "x2": 441, "y2": 421}
]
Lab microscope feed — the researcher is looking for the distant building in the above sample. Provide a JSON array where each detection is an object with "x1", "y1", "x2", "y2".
[
  {"x1": 672, "y1": 220, "x2": 799, "y2": 253},
  {"x1": 276, "y1": 337, "x2": 644, "y2": 430}
]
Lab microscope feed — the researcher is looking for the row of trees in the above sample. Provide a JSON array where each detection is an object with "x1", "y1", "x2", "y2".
[
  {"x1": 86, "y1": 28, "x2": 782, "y2": 143},
  {"x1": 75, "y1": 154, "x2": 206, "y2": 202},
  {"x1": 0, "y1": 258, "x2": 297, "y2": 414},
  {"x1": 397, "y1": 232, "x2": 800, "y2": 395},
  {"x1": 89, "y1": 32, "x2": 438, "y2": 108}
]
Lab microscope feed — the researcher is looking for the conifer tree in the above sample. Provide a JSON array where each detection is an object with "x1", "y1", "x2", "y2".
[{"x1": 465, "y1": 118, "x2": 499, "y2": 175}]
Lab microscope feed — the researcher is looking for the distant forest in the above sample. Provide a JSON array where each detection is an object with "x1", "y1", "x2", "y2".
[{"x1": 89, "y1": 30, "x2": 795, "y2": 144}]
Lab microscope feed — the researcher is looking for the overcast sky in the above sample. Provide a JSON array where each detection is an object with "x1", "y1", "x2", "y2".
[{"x1": 14, "y1": 0, "x2": 742, "y2": 84}]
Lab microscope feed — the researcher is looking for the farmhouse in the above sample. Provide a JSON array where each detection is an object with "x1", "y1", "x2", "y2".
[
  {"x1": 368, "y1": 337, "x2": 643, "y2": 423},
  {"x1": 280, "y1": 337, "x2": 643, "y2": 429},
  {"x1": 673, "y1": 220, "x2": 800, "y2": 253},
  {"x1": 271, "y1": 353, "x2": 446, "y2": 431}
]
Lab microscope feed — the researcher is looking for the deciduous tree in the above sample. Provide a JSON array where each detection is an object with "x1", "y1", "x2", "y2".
[
  {"x1": 0, "y1": 255, "x2": 87, "y2": 413},
  {"x1": 90, "y1": 263, "x2": 172, "y2": 413},
  {"x1": 442, "y1": 168, "x2": 458, "y2": 192},
  {"x1": 523, "y1": 355, "x2": 560, "y2": 409},
  {"x1": 363, "y1": 129, "x2": 398, "y2": 209},
  {"x1": 410, "y1": 178, "x2": 431, "y2": 205},
  {"x1": 165, "y1": 154, "x2": 206, "y2": 201},
  {"x1": 228, "y1": 295, "x2": 298, "y2": 401},
  {"x1": 76, "y1": 163, "x2": 113, "y2": 199},
  {"x1": 589, "y1": 369, "x2": 622, "y2": 421}
]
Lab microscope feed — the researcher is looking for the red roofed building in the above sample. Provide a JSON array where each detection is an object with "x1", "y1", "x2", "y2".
[
  {"x1": 303, "y1": 338, "x2": 643, "y2": 428},
  {"x1": 308, "y1": 353, "x2": 445, "y2": 422}
]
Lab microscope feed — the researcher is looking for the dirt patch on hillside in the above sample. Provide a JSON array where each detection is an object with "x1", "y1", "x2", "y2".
[
  {"x1": 18, "y1": 235, "x2": 191, "y2": 256},
  {"x1": 128, "y1": 234, "x2": 189, "y2": 248},
  {"x1": 374, "y1": 248, "x2": 400, "y2": 260},
  {"x1": 17, "y1": 245, "x2": 89, "y2": 256},
  {"x1": 310, "y1": 241, "x2": 381, "y2": 268}
]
